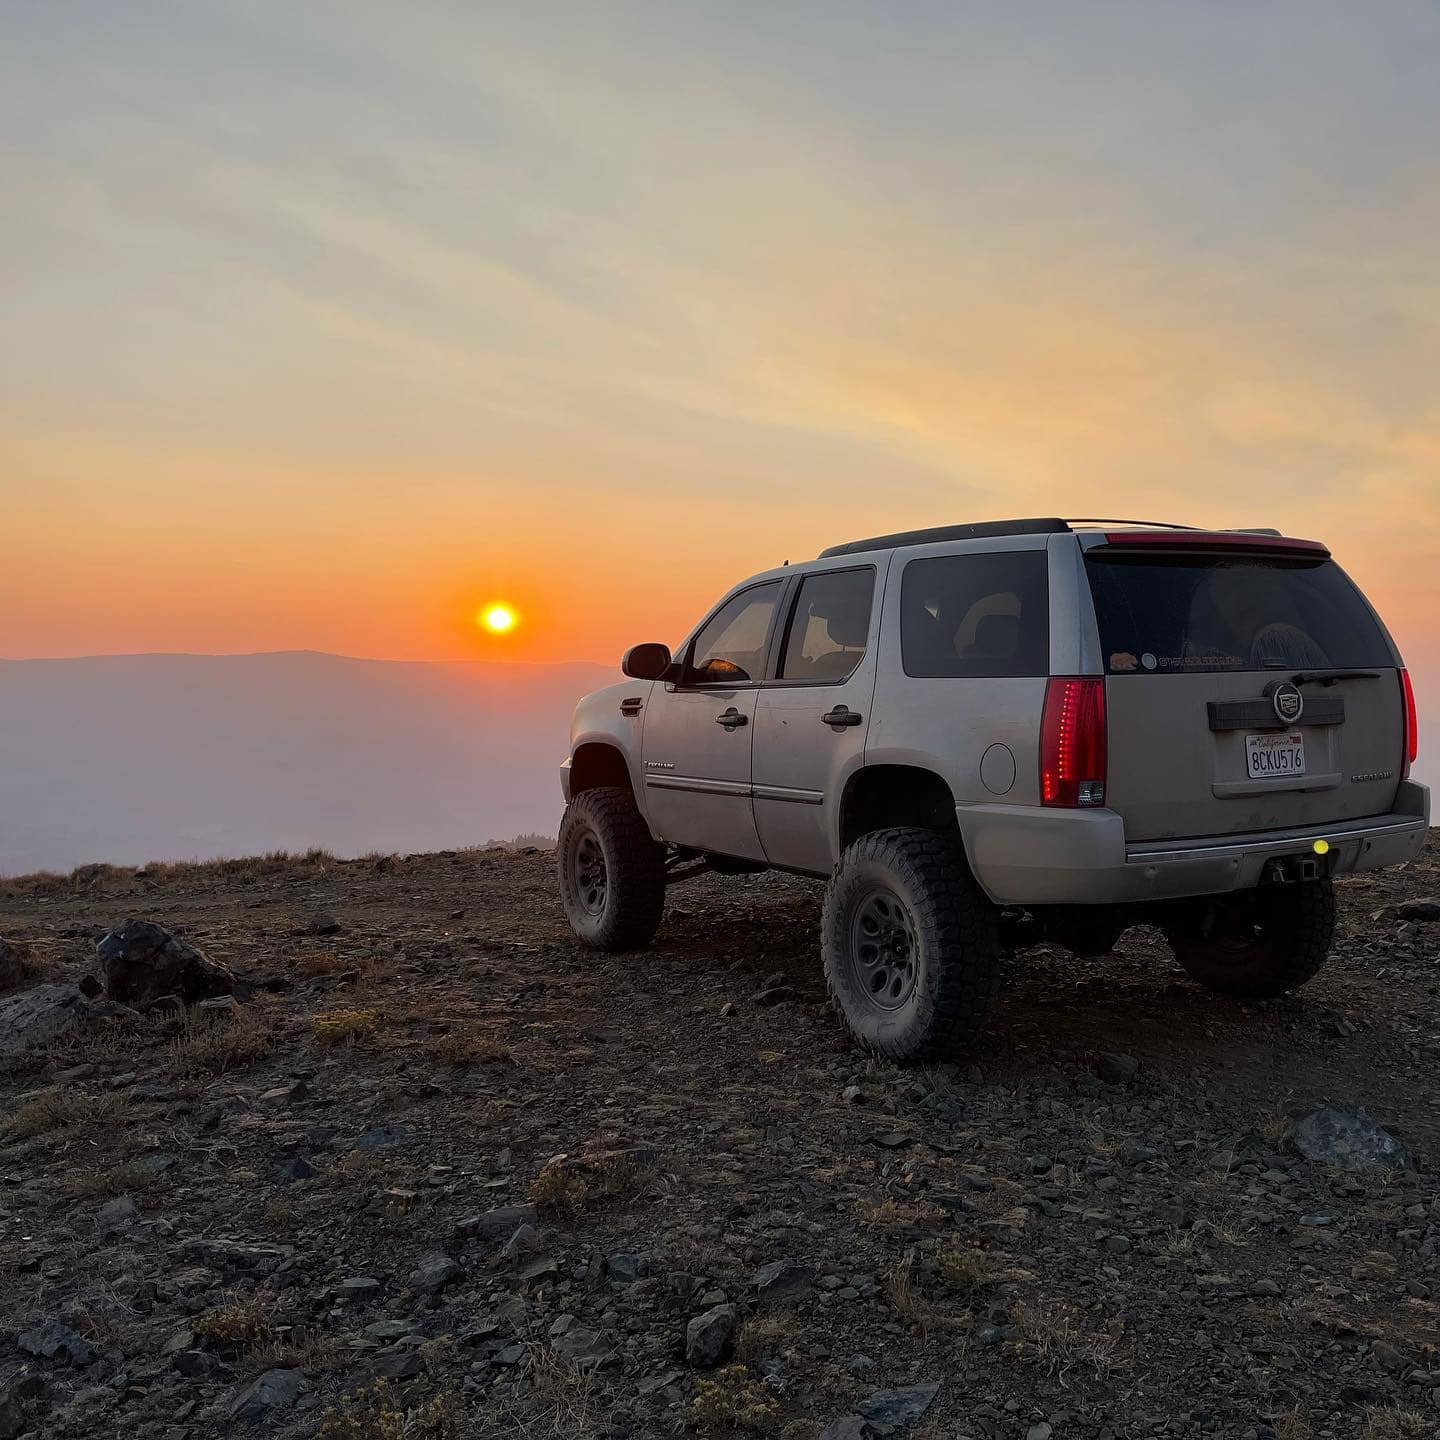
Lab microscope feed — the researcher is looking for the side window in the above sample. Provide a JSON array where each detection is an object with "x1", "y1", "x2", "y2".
[
  {"x1": 687, "y1": 582, "x2": 783, "y2": 684},
  {"x1": 901, "y1": 552, "x2": 1049, "y2": 678},
  {"x1": 779, "y1": 568, "x2": 876, "y2": 682}
]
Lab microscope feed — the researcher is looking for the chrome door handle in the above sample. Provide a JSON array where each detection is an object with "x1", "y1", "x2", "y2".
[
  {"x1": 821, "y1": 706, "x2": 863, "y2": 729},
  {"x1": 715, "y1": 707, "x2": 748, "y2": 730}
]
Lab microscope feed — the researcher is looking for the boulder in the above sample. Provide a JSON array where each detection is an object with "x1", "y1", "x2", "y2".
[
  {"x1": 0, "y1": 984, "x2": 93, "y2": 1058},
  {"x1": 1292, "y1": 1107, "x2": 1412, "y2": 1170},
  {"x1": 854, "y1": 1382, "x2": 942, "y2": 1427},
  {"x1": 684, "y1": 1304, "x2": 736, "y2": 1368},
  {"x1": 227, "y1": 1368, "x2": 308, "y2": 1420},
  {"x1": 96, "y1": 919, "x2": 236, "y2": 1008},
  {"x1": 407, "y1": 1250, "x2": 463, "y2": 1295},
  {"x1": 550, "y1": 1327, "x2": 615, "y2": 1369},
  {"x1": 453, "y1": 1203, "x2": 538, "y2": 1245},
  {"x1": 18, "y1": 1320, "x2": 97, "y2": 1367}
]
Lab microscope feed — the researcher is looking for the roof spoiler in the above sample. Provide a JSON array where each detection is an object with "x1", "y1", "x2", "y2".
[{"x1": 1092, "y1": 530, "x2": 1331, "y2": 557}]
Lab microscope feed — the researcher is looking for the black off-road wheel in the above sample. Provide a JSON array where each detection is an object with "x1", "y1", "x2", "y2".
[
  {"x1": 822, "y1": 827, "x2": 1002, "y2": 1062},
  {"x1": 557, "y1": 787, "x2": 666, "y2": 952},
  {"x1": 1165, "y1": 879, "x2": 1335, "y2": 999}
]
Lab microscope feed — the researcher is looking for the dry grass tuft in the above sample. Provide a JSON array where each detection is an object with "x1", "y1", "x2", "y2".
[
  {"x1": 431, "y1": 1022, "x2": 515, "y2": 1067},
  {"x1": 311, "y1": 1008, "x2": 378, "y2": 1046},
  {"x1": 735, "y1": 1314, "x2": 795, "y2": 1366},
  {"x1": 61, "y1": 1157, "x2": 166, "y2": 1199},
  {"x1": 167, "y1": 1004, "x2": 275, "y2": 1079},
  {"x1": 529, "y1": 1158, "x2": 591, "y2": 1214},
  {"x1": 1008, "y1": 1297, "x2": 1127, "y2": 1377},
  {"x1": 687, "y1": 1365, "x2": 779, "y2": 1435},
  {"x1": 1274, "y1": 1406, "x2": 1313, "y2": 1440},
  {"x1": 934, "y1": 1243, "x2": 1006, "y2": 1299},
  {"x1": 0, "y1": 938, "x2": 54, "y2": 989},
  {"x1": 194, "y1": 1294, "x2": 276, "y2": 1348},
  {"x1": 856, "y1": 1196, "x2": 945, "y2": 1231},
  {"x1": 7, "y1": 1086, "x2": 127, "y2": 1140},
  {"x1": 316, "y1": 1381, "x2": 460, "y2": 1440},
  {"x1": 295, "y1": 949, "x2": 347, "y2": 977},
  {"x1": 510, "y1": 1343, "x2": 599, "y2": 1436},
  {"x1": 1359, "y1": 1409, "x2": 1431, "y2": 1440},
  {"x1": 529, "y1": 1147, "x2": 656, "y2": 1215},
  {"x1": 884, "y1": 1250, "x2": 948, "y2": 1335}
]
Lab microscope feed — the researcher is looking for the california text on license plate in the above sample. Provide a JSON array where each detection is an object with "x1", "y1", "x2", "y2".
[{"x1": 1246, "y1": 731, "x2": 1306, "y2": 778}]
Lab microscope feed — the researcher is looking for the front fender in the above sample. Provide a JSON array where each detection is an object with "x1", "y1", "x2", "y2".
[{"x1": 560, "y1": 680, "x2": 653, "y2": 817}]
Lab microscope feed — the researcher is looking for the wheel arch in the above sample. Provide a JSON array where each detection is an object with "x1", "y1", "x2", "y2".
[
  {"x1": 838, "y1": 764, "x2": 968, "y2": 858},
  {"x1": 568, "y1": 739, "x2": 638, "y2": 800}
]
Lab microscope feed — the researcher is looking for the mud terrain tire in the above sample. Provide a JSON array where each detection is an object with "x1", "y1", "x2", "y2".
[
  {"x1": 1166, "y1": 879, "x2": 1335, "y2": 999},
  {"x1": 823, "y1": 827, "x2": 1002, "y2": 1062},
  {"x1": 558, "y1": 787, "x2": 666, "y2": 952}
]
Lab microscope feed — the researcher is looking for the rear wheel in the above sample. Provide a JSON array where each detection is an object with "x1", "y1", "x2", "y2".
[
  {"x1": 823, "y1": 827, "x2": 1002, "y2": 1062},
  {"x1": 1165, "y1": 879, "x2": 1335, "y2": 999},
  {"x1": 557, "y1": 787, "x2": 665, "y2": 951}
]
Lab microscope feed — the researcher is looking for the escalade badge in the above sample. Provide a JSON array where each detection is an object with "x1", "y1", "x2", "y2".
[{"x1": 1270, "y1": 682, "x2": 1304, "y2": 725}]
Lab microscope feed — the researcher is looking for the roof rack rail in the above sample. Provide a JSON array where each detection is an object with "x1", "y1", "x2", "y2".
[
  {"x1": 819, "y1": 517, "x2": 1068, "y2": 558},
  {"x1": 1062, "y1": 517, "x2": 1198, "y2": 530}
]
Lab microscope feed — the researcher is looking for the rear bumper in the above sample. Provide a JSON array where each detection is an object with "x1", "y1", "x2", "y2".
[{"x1": 960, "y1": 781, "x2": 1431, "y2": 906}]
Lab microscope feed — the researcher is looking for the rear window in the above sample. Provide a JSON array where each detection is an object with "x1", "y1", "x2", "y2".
[
  {"x1": 1086, "y1": 554, "x2": 1393, "y2": 674},
  {"x1": 901, "y1": 552, "x2": 1049, "y2": 678}
]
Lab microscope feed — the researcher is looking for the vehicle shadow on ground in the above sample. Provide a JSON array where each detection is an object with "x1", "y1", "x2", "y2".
[{"x1": 651, "y1": 872, "x2": 1432, "y2": 1152}]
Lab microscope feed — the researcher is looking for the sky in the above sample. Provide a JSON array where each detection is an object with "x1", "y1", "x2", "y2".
[{"x1": 3, "y1": 2, "x2": 1439, "y2": 693}]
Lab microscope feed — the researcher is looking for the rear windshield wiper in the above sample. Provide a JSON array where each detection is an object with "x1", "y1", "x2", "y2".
[{"x1": 1292, "y1": 669, "x2": 1381, "y2": 686}]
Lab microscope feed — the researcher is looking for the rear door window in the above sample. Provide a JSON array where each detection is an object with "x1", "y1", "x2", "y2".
[
  {"x1": 901, "y1": 552, "x2": 1049, "y2": 678},
  {"x1": 778, "y1": 568, "x2": 875, "y2": 682},
  {"x1": 1085, "y1": 555, "x2": 1394, "y2": 674}
]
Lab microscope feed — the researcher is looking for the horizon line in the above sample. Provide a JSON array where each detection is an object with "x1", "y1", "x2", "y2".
[{"x1": 0, "y1": 647, "x2": 617, "y2": 669}]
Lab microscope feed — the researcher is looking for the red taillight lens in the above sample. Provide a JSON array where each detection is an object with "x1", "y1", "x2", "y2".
[
  {"x1": 1040, "y1": 677, "x2": 1107, "y2": 807},
  {"x1": 1400, "y1": 668, "x2": 1418, "y2": 774}
]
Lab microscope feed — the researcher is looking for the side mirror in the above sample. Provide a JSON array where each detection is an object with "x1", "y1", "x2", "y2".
[{"x1": 621, "y1": 642, "x2": 673, "y2": 681}]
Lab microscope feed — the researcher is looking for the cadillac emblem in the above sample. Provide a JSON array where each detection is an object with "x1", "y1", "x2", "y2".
[{"x1": 1270, "y1": 681, "x2": 1304, "y2": 725}]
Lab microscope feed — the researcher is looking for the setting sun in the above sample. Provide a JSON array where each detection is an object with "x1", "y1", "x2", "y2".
[{"x1": 478, "y1": 603, "x2": 519, "y2": 635}]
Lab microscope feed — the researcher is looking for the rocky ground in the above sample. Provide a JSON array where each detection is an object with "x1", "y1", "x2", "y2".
[{"x1": 2, "y1": 839, "x2": 1440, "y2": 1440}]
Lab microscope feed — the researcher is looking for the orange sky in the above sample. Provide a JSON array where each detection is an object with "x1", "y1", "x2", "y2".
[{"x1": 3, "y1": 3, "x2": 1438, "y2": 718}]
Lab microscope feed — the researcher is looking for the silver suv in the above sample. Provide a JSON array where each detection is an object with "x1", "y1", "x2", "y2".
[{"x1": 557, "y1": 519, "x2": 1428, "y2": 1060}]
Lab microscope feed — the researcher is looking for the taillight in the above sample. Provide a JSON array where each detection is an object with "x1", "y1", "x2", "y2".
[
  {"x1": 1400, "y1": 668, "x2": 1418, "y2": 775},
  {"x1": 1040, "y1": 677, "x2": 1107, "y2": 807}
]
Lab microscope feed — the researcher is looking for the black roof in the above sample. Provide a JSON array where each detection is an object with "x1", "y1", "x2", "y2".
[{"x1": 819, "y1": 517, "x2": 1070, "y2": 559}]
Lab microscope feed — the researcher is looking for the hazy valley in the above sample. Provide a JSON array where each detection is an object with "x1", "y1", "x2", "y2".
[{"x1": 0, "y1": 652, "x2": 610, "y2": 876}]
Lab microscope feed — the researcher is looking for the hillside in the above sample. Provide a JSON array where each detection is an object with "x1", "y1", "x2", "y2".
[
  {"x1": 0, "y1": 653, "x2": 610, "y2": 875},
  {"x1": 0, "y1": 843, "x2": 1438, "y2": 1439}
]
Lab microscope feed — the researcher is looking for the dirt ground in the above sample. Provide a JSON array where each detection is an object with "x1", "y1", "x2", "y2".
[{"x1": 1, "y1": 837, "x2": 1438, "y2": 1440}]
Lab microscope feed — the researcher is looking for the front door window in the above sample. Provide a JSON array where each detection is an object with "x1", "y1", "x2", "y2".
[{"x1": 687, "y1": 583, "x2": 782, "y2": 684}]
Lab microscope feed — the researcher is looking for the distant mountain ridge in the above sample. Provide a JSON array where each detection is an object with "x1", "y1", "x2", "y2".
[{"x1": 0, "y1": 651, "x2": 612, "y2": 875}]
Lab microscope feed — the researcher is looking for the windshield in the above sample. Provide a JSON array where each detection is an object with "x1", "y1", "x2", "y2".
[{"x1": 1085, "y1": 554, "x2": 1394, "y2": 675}]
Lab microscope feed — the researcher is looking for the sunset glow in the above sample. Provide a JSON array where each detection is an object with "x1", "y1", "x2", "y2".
[{"x1": 1, "y1": 4, "x2": 1436, "y2": 770}]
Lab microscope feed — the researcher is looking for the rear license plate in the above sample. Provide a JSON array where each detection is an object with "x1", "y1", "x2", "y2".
[{"x1": 1246, "y1": 731, "x2": 1306, "y2": 779}]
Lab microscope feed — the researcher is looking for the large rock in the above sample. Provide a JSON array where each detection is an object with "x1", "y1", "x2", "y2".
[
  {"x1": 227, "y1": 1368, "x2": 308, "y2": 1420},
  {"x1": 685, "y1": 1304, "x2": 736, "y2": 1369},
  {"x1": 18, "y1": 1320, "x2": 97, "y2": 1367},
  {"x1": 96, "y1": 919, "x2": 236, "y2": 1008},
  {"x1": 0, "y1": 984, "x2": 93, "y2": 1058},
  {"x1": 453, "y1": 1203, "x2": 537, "y2": 1245},
  {"x1": 854, "y1": 1383, "x2": 942, "y2": 1427},
  {"x1": 550, "y1": 1327, "x2": 615, "y2": 1369},
  {"x1": 407, "y1": 1250, "x2": 463, "y2": 1295},
  {"x1": 1292, "y1": 1108, "x2": 1412, "y2": 1170}
]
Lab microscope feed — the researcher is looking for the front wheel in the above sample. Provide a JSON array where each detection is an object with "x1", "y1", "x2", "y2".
[
  {"x1": 822, "y1": 827, "x2": 1002, "y2": 1062},
  {"x1": 557, "y1": 787, "x2": 666, "y2": 952},
  {"x1": 1165, "y1": 879, "x2": 1335, "y2": 999}
]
